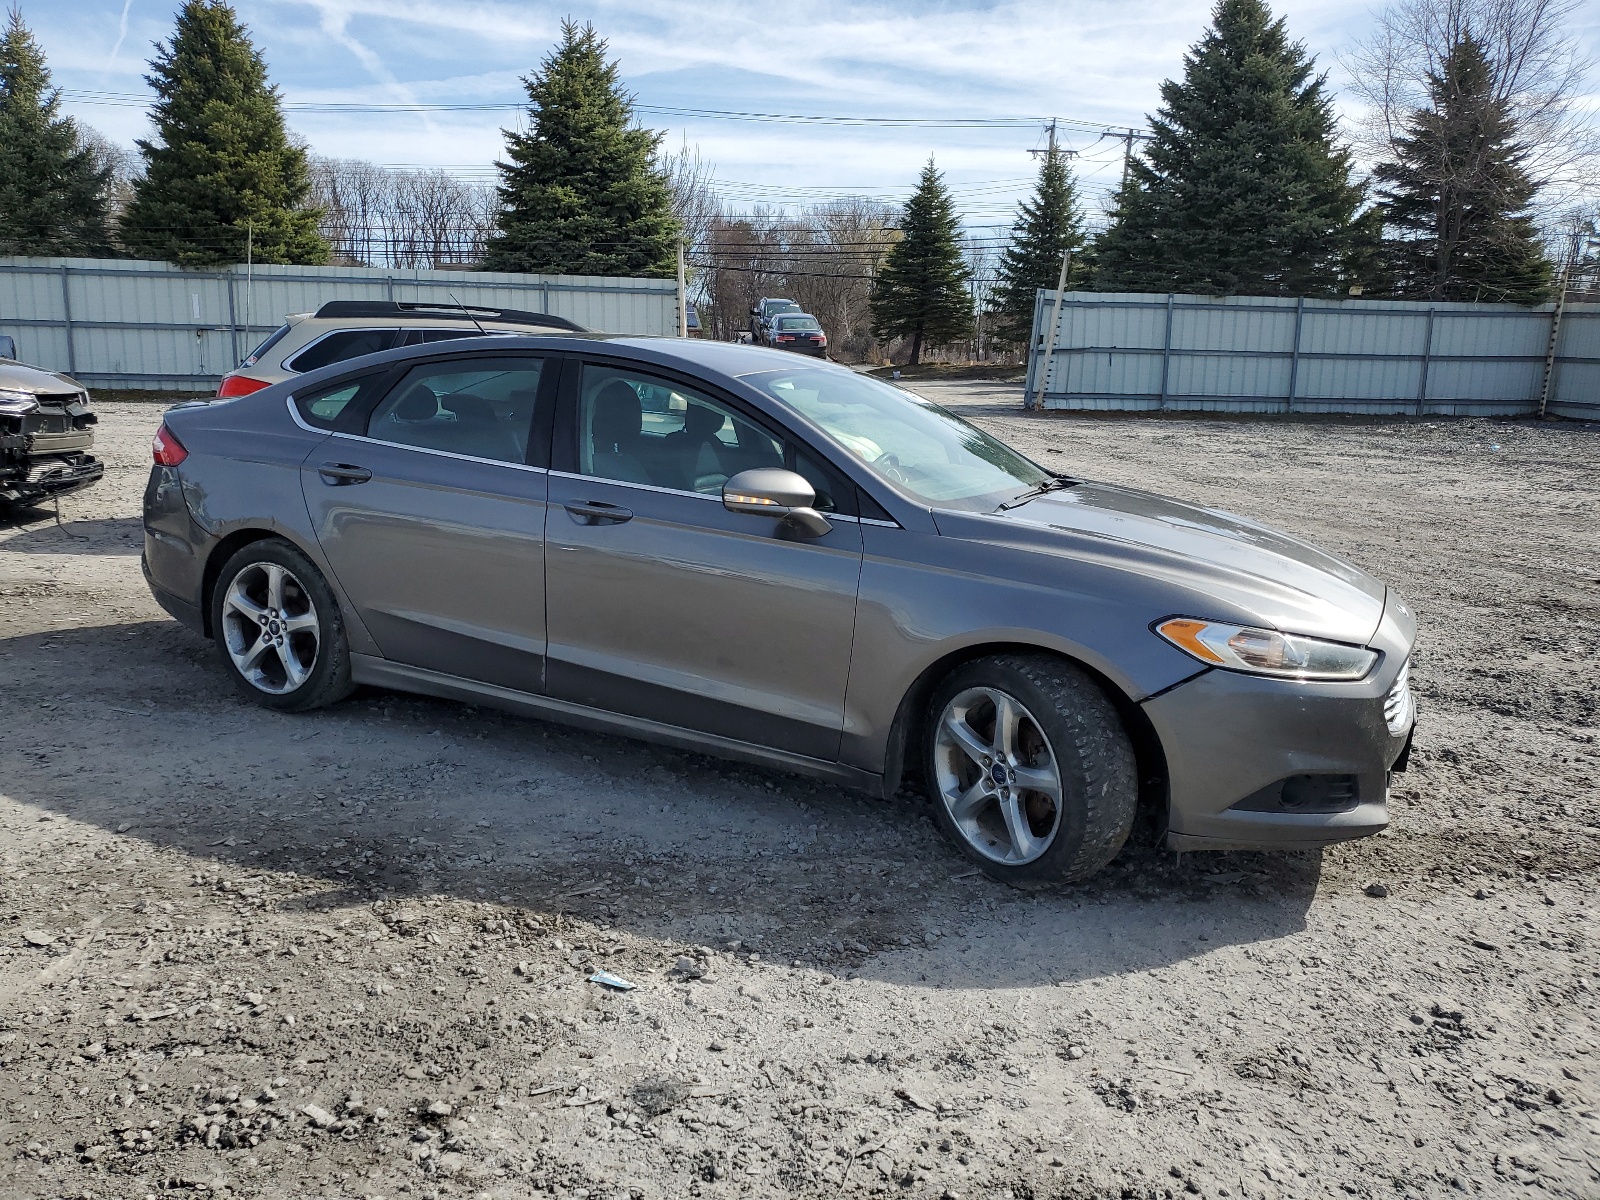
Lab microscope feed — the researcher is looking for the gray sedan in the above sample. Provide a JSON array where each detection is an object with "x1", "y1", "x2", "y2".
[{"x1": 142, "y1": 337, "x2": 1415, "y2": 885}]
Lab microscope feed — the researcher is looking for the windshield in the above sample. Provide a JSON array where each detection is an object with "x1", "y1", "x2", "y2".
[
  {"x1": 776, "y1": 316, "x2": 821, "y2": 331},
  {"x1": 746, "y1": 368, "x2": 1052, "y2": 510}
]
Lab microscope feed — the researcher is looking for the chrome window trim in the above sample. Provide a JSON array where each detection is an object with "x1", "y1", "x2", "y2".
[
  {"x1": 548, "y1": 468, "x2": 871, "y2": 523},
  {"x1": 549, "y1": 469, "x2": 722, "y2": 503},
  {"x1": 329, "y1": 430, "x2": 549, "y2": 474},
  {"x1": 286, "y1": 396, "x2": 548, "y2": 475}
]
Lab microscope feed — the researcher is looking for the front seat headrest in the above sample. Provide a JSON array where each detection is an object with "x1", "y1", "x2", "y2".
[
  {"x1": 393, "y1": 383, "x2": 438, "y2": 421},
  {"x1": 591, "y1": 381, "x2": 642, "y2": 451},
  {"x1": 684, "y1": 403, "x2": 725, "y2": 439}
]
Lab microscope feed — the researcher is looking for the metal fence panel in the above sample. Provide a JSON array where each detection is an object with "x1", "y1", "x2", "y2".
[
  {"x1": 1551, "y1": 309, "x2": 1600, "y2": 420},
  {"x1": 0, "y1": 256, "x2": 679, "y2": 390},
  {"x1": 1028, "y1": 290, "x2": 1598, "y2": 420}
]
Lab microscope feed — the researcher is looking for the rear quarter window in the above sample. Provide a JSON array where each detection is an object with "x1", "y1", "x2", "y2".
[{"x1": 292, "y1": 371, "x2": 388, "y2": 432}]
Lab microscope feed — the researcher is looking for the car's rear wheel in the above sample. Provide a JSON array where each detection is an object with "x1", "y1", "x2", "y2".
[
  {"x1": 923, "y1": 654, "x2": 1138, "y2": 886},
  {"x1": 211, "y1": 538, "x2": 353, "y2": 712}
]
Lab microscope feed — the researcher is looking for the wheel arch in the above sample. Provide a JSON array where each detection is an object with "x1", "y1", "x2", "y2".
[
  {"x1": 883, "y1": 641, "x2": 1170, "y2": 844},
  {"x1": 200, "y1": 527, "x2": 311, "y2": 639}
]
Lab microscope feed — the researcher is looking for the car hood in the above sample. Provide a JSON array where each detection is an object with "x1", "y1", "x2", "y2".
[
  {"x1": 940, "y1": 481, "x2": 1388, "y2": 645},
  {"x1": 0, "y1": 359, "x2": 86, "y2": 396}
]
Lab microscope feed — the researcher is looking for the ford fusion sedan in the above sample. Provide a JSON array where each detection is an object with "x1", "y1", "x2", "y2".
[{"x1": 141, "y1": 336, "x2": 1415, "y2": 885}]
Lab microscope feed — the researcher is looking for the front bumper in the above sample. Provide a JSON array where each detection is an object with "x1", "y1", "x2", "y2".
[
  {"x1": 0, "y1": 453, "x2": 104, "y2": 506},
  {"x1": 1143, "y1": 597, "x2": 1416, "y2": 852}
]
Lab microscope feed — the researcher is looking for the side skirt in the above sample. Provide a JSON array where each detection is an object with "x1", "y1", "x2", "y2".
[{"x1": 350, "y1": 654, "x2": 887, "y2": 796}]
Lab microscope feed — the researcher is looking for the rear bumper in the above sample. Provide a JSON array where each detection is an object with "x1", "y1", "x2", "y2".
[
  {"x1": 142, "y1": 552, "x2": 206, "y2": 634},
  {"x1": 0, "y1": 453, "x2": 103, "y2": 506}
]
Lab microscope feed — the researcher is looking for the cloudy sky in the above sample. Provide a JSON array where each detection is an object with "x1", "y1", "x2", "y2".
[{"x1": 27, "y1": 0, "x2": 1600, "y2": 232}]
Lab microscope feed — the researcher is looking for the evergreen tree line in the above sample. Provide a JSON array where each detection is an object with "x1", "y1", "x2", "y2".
[
  {"x1": 0, "y1": 6, "x2": 680, "y2": 275},
  {"x1": 0, "y1": 0, "x2": 1590, "y2": 366},
  {"x1": 976, "y1": 0, "x2": 1583, "y2": 357}
]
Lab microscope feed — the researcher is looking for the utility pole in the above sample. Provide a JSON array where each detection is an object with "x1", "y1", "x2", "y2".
[
  {"x1": 1030, "y1": 247, "x2": 1072, "y2": 412},
  {"x1": 1120, "y1": 128, "x2": 1136, "y2": 192},
  {"x1": 676, "y1": 241, "x2": 688, "y2": 338},
  {"x1": 244, "y1": 220, "x2": 253, "y2": 350},
  {"x1": 1028, "y1": 118, "x2": 1059, "y2": 162}
]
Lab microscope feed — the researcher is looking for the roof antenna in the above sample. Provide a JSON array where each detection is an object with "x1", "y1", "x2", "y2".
[{"x1": 447, "y1": 292, "x2": 488, "y2": 336}]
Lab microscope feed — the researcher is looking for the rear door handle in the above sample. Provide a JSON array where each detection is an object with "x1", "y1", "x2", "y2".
[
  {"x1": 563, "y1": 500, "x2": 633, "y2": 525},
  {"x1": 318, "y1": 463, "x2": 372, "y2": 485}
]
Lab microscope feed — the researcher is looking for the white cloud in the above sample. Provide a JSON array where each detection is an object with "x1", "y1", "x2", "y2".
[{"x1": 39, "y1": 0, "x2": 1600, "y2": 224}]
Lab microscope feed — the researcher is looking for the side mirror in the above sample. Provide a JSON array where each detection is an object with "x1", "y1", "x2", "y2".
[{"x1": 722, "y1": 468, "x2": 832, "y2": 538}]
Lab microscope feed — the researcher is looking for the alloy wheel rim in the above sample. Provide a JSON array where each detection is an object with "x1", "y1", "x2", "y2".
[
  {"x1": 221, "y1": 561, "x2": 320, "y2": 695},
  {"x1": 933, "y1": 686, "x2": 1062, "y2": 865}
]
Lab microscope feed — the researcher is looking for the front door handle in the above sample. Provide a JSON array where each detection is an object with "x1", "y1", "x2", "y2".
[
  {"x1": 563, "y1": 500, "x2": 633, "y2": 526},
  {"x1": 318, "y1": 463, "x2": 372, "y2": 486}
]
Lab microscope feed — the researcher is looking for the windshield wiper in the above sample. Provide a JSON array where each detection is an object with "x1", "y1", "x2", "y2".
[{"x1": 998, "y1": 475, "x2": 1076, "y2": 511}]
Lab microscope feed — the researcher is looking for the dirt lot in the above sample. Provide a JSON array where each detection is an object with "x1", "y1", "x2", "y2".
[{"x1": 1, "y1": 388, "x2": 1597, "y2": 1200}]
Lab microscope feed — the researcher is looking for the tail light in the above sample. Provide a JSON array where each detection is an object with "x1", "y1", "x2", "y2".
[
  {"x1": 777, "y1": 335, "x2": 795, "y2": 342},
  {"x1": 817, "y1": 335, "x2": 827, "y2": 345},
  {"x1": 152, "y1": 423, "x2": 188, "y2": 466},
  {"x1": 217, "y1": 373, "x2": 269, "y2": 398}
]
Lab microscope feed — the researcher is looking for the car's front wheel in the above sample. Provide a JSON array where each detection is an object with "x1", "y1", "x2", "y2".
[
  {"x1": 924, "y1": 654, "x2": 1138, "y2": 886},
  {"x1": 210, "y1": 538, "x2": 353, "y2": 712}
]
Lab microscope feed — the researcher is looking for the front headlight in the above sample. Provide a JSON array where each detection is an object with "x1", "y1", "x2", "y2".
[
  {"x1": 1155, "y1": 617, "x2": 1378, "y2": 681},
  {"x1": 0, "y1": 388, "x2": 40, "y2": 415}
]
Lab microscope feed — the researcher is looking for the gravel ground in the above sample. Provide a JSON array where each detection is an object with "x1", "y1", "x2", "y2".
[{"x1": 1, "y1": 389, "x2": 1597, "y2": 1200}]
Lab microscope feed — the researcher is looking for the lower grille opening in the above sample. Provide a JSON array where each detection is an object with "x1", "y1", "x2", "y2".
[{"x1": 1233, "y1": 773, "x2": 1361, "y2": 815}]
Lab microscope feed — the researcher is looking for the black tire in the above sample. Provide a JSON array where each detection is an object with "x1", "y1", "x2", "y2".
[
  {"x1": 209, "y1": 537, "x2": 353, "y2": 713},
  {"x1": 922, "y1": 654, "x2": 1137, "y2": 887}
]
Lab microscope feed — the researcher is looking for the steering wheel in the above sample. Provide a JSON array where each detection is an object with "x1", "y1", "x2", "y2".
[{"x1": 877, "y1": 453, "x2": 911, "y2": 484}]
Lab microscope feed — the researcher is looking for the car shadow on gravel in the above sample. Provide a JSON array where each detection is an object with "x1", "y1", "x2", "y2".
[
  {"x1": 0, "y1": 512, "x2": 144, "y2": 554},
  {"x1": 0, "y1": 620, "x2": 1322, "y2": 989}
]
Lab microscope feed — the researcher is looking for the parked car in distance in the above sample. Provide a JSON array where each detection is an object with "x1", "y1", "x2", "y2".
[
  {"x1": 143, "y1": 336, "x2": 1415, "y2": 886},
  {"x1": 0, "y1": 355, "x2": 102, "y2": 507},
  {"x1": 749, "y1": 297, "x2": 801, "y2": 340},
  {"x1": 766, "y1": 312, "x2": 827, "y2": 357},
  {"x1": 215, "y1": 301, "x2": 588, "y2": 398}
]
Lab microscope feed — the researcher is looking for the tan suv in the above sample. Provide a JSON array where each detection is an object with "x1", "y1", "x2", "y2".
[{"x1": 216, "y1": 301, "x2": 587, "y2": 397}]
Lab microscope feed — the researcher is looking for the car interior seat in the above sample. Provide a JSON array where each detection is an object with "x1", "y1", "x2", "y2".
[
  {"x1": 440, "y1": 393, "x2": 521, "y2": 462},
  {"x1": 589, "y1": 381, "x2": 651, "y2": 484},
  {"x1": 660, "y1": 402, "x2": 729, "y2": 492}
]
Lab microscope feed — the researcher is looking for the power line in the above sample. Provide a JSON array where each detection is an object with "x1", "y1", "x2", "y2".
[{"x1": 62, "y1": 88, "x2": 1151, "y2": 139}]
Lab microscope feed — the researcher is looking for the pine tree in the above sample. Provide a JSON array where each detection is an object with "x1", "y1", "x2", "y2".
[
  {"x1": 989, "y1": 145, "x2": 1085, "y2": 348},
  {"x1": 1374, "y1": 33, "x2": 1551, "y2": 303},
  {"x1": 119, "y1": 0, "x2": 325, "y2": 267},
  {"x1": 485, "y1": 21, "x2": 679, "y2": 277},
  {"x1": 1094, "y1": 0, "x2": 1365, "y2": 296},
  {"x1": 0, "y1": 9, "x2": 113, "y2": 256},
  {"x1": 870, "y1": 159, "x2": 972, "y2": 365}
]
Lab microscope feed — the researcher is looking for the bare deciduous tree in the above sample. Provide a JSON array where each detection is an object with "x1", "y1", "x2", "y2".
[
  {"x1": 308, "y1": 156, "x2": 495, "y2": 269},
  {"x1": 690, "y1": 201, "x2": 898, "y2": 359},
  {"x1": 76, "y1": 125, "x2": 137, "y2": 229}
]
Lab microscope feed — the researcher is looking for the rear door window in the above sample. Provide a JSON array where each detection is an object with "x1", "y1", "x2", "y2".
[
  {"x1": 288, "y1": 329, "x2": 402, "y2": 373},
  {"x1": 364, "y1": 356, "x2": 547, "y2": 465}
]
